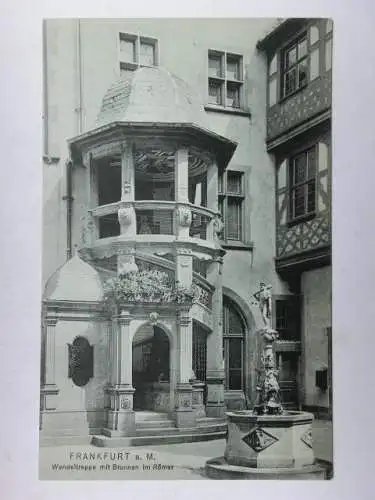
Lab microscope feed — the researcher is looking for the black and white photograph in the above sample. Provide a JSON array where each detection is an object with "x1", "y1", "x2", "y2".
[{"x1": 37, "y1": 17, "x2": 335, "y2": 480}]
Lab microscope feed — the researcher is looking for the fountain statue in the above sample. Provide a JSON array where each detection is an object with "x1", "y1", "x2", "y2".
[
  {"x1": 251, "y1": 283, "x2": 283, "y2": 416},
  {"x1": 205, "y1": 282, "x2": 332, "y2": 479}
]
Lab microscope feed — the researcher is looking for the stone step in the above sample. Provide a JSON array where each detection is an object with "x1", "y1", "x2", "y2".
[
  {"x1": 92, "y1": 428, "x2": 226, "y2": 447},
  {"x1": 197, "y1": 417, "x2": 227, "y2": 426},
  {"x1": 136, "y1": 420, "x2": 175, "y2": 429},
  {"x1": 135, "y1": 426, "x2": 177, "y2": 436},
  {"x1": 135, "y1": 422, "x2": 226, "y2": 437},
  {"x1": 135, "y1": 412, "x2": 171, "y2": 422}
]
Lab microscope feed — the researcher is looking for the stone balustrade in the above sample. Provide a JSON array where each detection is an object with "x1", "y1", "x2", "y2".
[{"x1": 85, "y1": 200, "x2": 221, "y2": 242}]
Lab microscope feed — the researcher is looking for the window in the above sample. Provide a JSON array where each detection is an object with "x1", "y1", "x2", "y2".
[
  {"x1": 281, "y1": 35, "x2": 308, "y2": 98},
  {"x1": 275, "y1": 299, "x2": 300, "y2": 341},
  {"x1": 289, "y1": 147, "x2": 316, "y2": 221},
  {"x1": 324, "y1": 19, "x2": 333, "y2": 71},
  {"x1": 119, "y1": 33, "x2": 158, "y2": 76},
  {"x1": 208, "y1": 50, "x2": 243, "y2": 109},
  {"x1": 223, "y1": 298, "x2": 245, "y2": 390},
  {"x1": 218, "y1": 171, "x2": 244, "y2": 241}
]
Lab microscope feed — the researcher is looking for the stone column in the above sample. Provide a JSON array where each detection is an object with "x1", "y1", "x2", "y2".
[
  {"x1": 40, "y1": 312, "x2": 59, "y2": 411},
  {"x1": 117, "y1": 141, "x2": 137, "y2": 274},
  {"x1": 175, "y1": 148, "x2": 191, "y2": 240},
  {"x1": 175, "y1": 148, "x2": 189, "y2": 202},
  {"x1": 83, "y1": 152, "x2": 99, "y2": 244},
  {"x1": 206, "y1": 159, "x2": 219, "y2": 240},
  {"x1": 206, "y1": 254, "x2": 226, "y2": 418},
  {"x1": 174, "y1": 309, "x2": 196, "y2": 428},
  {"x1": 104, "y1": 310, "x2": 136, "y2": 437}
]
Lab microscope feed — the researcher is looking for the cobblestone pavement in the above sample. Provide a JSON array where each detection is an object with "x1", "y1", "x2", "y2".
[{"x1": 39, "y1": 419, "x2": 333, "y2": 480}]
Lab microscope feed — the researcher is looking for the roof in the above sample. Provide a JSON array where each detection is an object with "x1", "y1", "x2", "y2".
[
  {"x1": 43, "y1": 255, "x2": 104, "y2": 302},
  {"x1": 95, "y1": 66, "x2": 211, "y2": 131},
  {"x1": 257, "y1": 18, "x2": 309, "y2": 51}
]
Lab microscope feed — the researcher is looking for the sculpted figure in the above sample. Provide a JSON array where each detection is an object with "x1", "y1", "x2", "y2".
[{"x1": 253, "y1": 282, "x2": 273, "y2": 329}]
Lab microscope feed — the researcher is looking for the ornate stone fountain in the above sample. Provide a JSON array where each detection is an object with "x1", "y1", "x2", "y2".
[{"x1": 205, "y1": 283, "x2": 332, "y2": 479}]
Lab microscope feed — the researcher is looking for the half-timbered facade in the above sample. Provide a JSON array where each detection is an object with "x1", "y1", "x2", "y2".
[{"x1": 258, "y1": 17, "x2": 332, "y2": 417}]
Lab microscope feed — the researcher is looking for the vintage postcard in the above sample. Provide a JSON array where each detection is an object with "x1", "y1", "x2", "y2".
[{"x1": 40, "y1": 17, "x2": 333, "y2": 480}]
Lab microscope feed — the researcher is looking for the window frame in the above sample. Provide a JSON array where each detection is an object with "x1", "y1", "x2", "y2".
[
  {"x1": 207, "y1": 50, "x2": 244, "y2": 110},
  {"x1": 119, "y1": 32, "x2": 159, "y2": 75},
  {"x1": 287, "y1": 144, "x2": 318, "y2": 224},
  {"x1": 218, "y1": 170, "x2": 245, "y2": 242},
  {"x1": 223, "y1": 297, "x2": 246, "y2": 391},
  {"x1": 280, "y1": 33, "x2": 309, "y2": 100}
]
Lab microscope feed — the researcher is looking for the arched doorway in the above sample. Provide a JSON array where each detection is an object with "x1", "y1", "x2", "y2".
[{"x1": 132, "y1": 324, "x2": 170, "y2": 412}]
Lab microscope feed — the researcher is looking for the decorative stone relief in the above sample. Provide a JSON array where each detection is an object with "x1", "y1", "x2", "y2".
[
  {"x1": 213, "y1": 214, "x2": 224, "y2": 237},
  {"x1": 122, "y1": 181, "x2": 131, "y2": 195},
  {"x1": 120, "y1": 397, "x2": 131, "y2": 410},
  {"x1": 118, "y1": 206, "x2": 133, "y2": 226},
  {"x1": 242, "y1": 426, "x2": 278, "y2": 452},
  {"x1": 80, "y1": 214, "x2": 96, "y2": 246},
  {"x1": 177, "y1": 206, "x2": 192, "y2": 227},
  {"x1": 300, "y1": 428, "x2": 313, "y2": 448},
  {"x1": 149, "y1": 312, "x2": 160, "y2": 326}
]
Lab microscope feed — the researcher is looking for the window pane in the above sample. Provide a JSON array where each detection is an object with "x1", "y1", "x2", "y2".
[
  {"x1": 269, "y1": 53, "x2": 278, "y2": 76},
  {"x1": 208, "y1": 80, "x2": 222, "y2": 105},
  {"x1": 227, "y1": 172, "x2": 242, "y2": 194},
  {"x1": 293, "y1": 186, "x2": 305, "y2": 218},
  {"x1": 298, "y1": 60, "x2": 308, "y2": 87},
  {"x1": 310, "y1": 47, "x2": 320, "y2": 81},
  {"x1": 308, "y1": 148, "x2": 316, "y2": 178},
  {"x1": 120, "y1": 39, "x2": 136, "y2": 63},
  {"x1": 208, "y1": 55, "x2": 223, "y2": 78},
  {"x1": 284, "y1": 68, "x2": 296, "y2": 96},
  {"x1": 218, "y1": 174, "x2": 224, "y2": 193},
  {"x1": 325, "y1": 38, "x2": 332, "y2": 71},
  {"x1": 276, "y1": 301, "x2": 288, "y2": 330},
  {"x1": 227, "y1": 307, "x2": 243, "y2": 336},
  {"x1": 226, "y1": 84, "x2": 240, "y2": 108},
  {"x1": 229, "y1": 338, "x2": 242, "y2": 368},
  {"x1": 285, "y1": 45, "x2": 297, "y2": 67},
  {"x1": 298, "y1": 38, "x2": 308, "y2": 59},
  {"x1": 229, "y1": 370, "x2": 242, "y2": 390},
  {"x1": 309, "y1": 25, "x2": 320, "y2": 45},
  {"x1": 227, "y1": 198, "x2": 242, "y2": 240},
  {"x1": 293, "y1": 154, "x2": 307, "y2": 184},
  {"x1": 227, "y1": 57, "x2": 241, "y2": 80},
  {"x1": 269, "y1": 77, "x2": 277, "y2": 107},
  {"x1": 307, "y1": 181, "x2": 316, "y2": 212},
  {"x1": 139, "y1": 42, "x2": 155, "y2": 66},
  {"x1": 326, "y1": 19, "x2": 333, "y2": 34}
]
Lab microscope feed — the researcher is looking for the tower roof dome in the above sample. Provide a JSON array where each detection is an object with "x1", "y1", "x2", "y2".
[{"x1": 95, "y1": 66, "x2": 210, "y2": 130}]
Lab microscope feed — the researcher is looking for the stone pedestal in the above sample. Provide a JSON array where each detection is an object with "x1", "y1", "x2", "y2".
[
  {"x1": 103, "y1": 385, "x2": 136, "y2": 437},
  {"x1": 192, "y1": 381, "x2": 206, "y2": 418},
  {"x1": 205, "y1": 371, "x2": 226, "y2": 418},
  {"x1": 173, "y1": 383, "x2": 196, "y2": 428}
]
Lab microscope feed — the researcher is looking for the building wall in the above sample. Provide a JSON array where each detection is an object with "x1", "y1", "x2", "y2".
[
  {"x1": 43, "y1": 18, "x2": 288, "y2": 305},
  {"x1": 301, "y1": 265, "x2": 332, "y2": 409}
]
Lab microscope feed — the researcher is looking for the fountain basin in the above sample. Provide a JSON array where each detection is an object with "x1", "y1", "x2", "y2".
[
  {"x1": 205, "y1": 410, "x2": 331, "y2": 479},
  {"x1": 224, "y1": 410, "x2": 314, "y2": 469}
]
